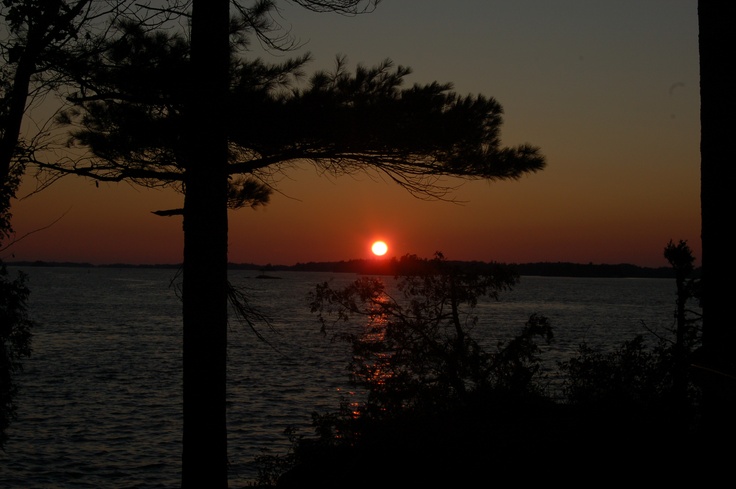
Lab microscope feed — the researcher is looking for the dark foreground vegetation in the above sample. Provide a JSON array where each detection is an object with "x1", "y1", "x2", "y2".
[{"x1": 248, "y1": 242, "x2": 723, "y2": 487}]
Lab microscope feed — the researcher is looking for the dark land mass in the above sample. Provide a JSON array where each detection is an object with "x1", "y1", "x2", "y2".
[{"x1": 7, "y1": 258, "x2": 696, "y2": 278}]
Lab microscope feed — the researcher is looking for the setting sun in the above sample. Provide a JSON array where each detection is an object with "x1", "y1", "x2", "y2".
[{"x1": 371, "y1": 240, "x2": 388, "y2": 256}]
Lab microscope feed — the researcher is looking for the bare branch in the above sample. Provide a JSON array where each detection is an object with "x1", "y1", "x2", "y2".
[
  {"x1": 152, "y1": 208, "x2": 184, "y2": 216},
  {"x1": 290, "y1": 0, "x2": 381, "y2": 15},
  {"x1": 0, "y1": 207, "x2": 70, "y2": 255}
]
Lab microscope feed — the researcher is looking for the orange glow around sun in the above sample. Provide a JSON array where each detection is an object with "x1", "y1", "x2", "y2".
[{"x1": 371, "y1": 240, "x2": 388, "y2": 256}]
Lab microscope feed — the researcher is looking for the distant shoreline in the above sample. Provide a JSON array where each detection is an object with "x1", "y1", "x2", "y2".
[{"x1": 5, "y1": 259, "x2": 691, "y2": 279}]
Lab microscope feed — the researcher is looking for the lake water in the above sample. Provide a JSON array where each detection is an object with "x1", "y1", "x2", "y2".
[{"x1": 0, "y1": 266, "x2": 677, "y2": 488}]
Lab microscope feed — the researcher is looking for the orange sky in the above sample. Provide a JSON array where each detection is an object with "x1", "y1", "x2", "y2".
[{"x1": 4, "y1": 1, "x2": 701, "y2": 268}]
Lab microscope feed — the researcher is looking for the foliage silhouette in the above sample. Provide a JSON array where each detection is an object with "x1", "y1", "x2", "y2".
[
  {"x1": 664, "y1": 239, "x2": 701, "y2": 409},
  {"x1": 0, "y1": 260, "x2": 33, "y2": 450},
  {"x1": 1, "y1": 0, "x2": 91, "y2": 451},
  {"x1": 42, "y1": 23, "x2": 546, "y2": 200},
  {"x1": 261, "y1": 254, "x2": 556, "y2": 486},
  {"x1": 258, "y1": 246, "x2": 708, "y2": 486},
  {"x1": 560, "y1": 240, "x2": 702, "y2": 417},
  {"x1": 309, "y1": 253, "x2": 551, "y2": 413},
  {"x1": 0, "y1": 0, "x2": 198, "y2": 455},
  {"x1": 0, "y1": 167, "x2": 33, "y2": 449},
  {"x1": 1, "y1": 1, "x2": 193, "y2": 188},
  {"x1": 28, "y1": 3, "x2": 546, "y2": 485}
]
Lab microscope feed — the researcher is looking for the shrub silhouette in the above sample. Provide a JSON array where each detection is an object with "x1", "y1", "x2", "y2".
[
  {"x1": 264, "y1": 254, "x2": 556, "y2": 487},
  {"x1": 258, "y1": 247, "x2": 705, "y2": 487},
  {"x1": 0, "y1": 263, "x2": 33, "y2": 449}
]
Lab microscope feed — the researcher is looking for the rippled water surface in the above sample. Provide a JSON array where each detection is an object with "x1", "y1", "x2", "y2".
[{"x1": 0, "y1": 267, "x2": 675, "y2": 488}]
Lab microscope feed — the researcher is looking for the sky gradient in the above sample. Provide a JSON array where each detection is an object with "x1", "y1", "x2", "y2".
[{"x1": 5, "y1": 0, "x2": 701, "y2": 268}]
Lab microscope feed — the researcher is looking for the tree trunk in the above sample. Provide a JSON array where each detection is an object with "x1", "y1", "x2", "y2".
[
  {"x1": 0, "y1": 0, "x2": 91, "y2": 183},
  {"x1": 698, "y1": 1, "x2": 736, "y2": 440},
  {"x1": 181, "y1": 0, "x2": 231, "y2": 487},
  {"x1": 0, "y1": 56, "x2": 33, "y2": 185}
]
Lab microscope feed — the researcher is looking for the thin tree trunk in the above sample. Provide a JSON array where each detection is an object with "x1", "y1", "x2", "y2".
[
  {"x1": 181, "y1": 0, "x2": 231, "y2": 487},
  {"x1": 0, "y1": 0, "x2": 91, "y2": 183},
  {"x1": 0, "y1": 56, "x2": 33, "y2": 185}
]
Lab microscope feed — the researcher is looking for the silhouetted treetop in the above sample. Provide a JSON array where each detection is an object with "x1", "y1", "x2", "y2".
[
  {"x1": 230, "y1": 57, "x2": 545, "y2": 182},
  {"x1": 42, "y1": 21, "x2": 544, "y2": 200}
]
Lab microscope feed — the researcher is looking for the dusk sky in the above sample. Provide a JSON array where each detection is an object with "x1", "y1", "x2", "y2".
[{"x1": 5, "y1": 0, "x2": 700, "y2": 268}]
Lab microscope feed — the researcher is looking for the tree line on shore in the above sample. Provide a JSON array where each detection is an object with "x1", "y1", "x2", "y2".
[{"x1": 8, "y1": 257, "x2": 692, "y2": 279}]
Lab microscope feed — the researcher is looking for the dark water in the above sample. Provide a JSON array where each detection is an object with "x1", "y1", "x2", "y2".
[{"x1": 0, "y1": 267, "x2": 675, "y2": 488}]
